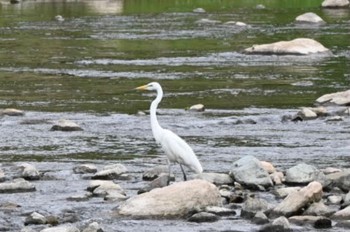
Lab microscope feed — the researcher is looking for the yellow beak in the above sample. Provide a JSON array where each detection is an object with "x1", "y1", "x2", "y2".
[{"x1": 135, "y1": 84, "x2": 148, "y2": 90}]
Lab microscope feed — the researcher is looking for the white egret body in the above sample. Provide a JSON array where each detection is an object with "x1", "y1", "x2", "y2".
[{"x1": 136, "y1": 82, "x2": 203, "y2": 180}]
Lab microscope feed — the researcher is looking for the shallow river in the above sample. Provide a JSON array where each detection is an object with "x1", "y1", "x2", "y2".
[{"x1": 0, "y1": 0, "x2": 350, "y2": 231}]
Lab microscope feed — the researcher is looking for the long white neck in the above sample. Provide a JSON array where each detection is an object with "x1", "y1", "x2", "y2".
[{"x1": 150, "y1": 86, "x2": 163, "y2": 142}]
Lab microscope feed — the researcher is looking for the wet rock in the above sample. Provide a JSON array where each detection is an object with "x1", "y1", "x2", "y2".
[
  {"x1": 67, "y1": 192, "x2": 92, "y2": 202},
  {"x1": 92, "y1": 163, "x2": 128, "y2": 180},
  {"x1": 188, "y1": 104, "x2": 205, "y2": 112},
  {"x1": 25, "y1": 212, "x2": 47, "y2": 225},
  {"x1": 314, "y1": 217, "x2": 332, "y2": 229},
  {"x1": 272, "y1": 181, "x2": 323, "y2": 217},
  {"x1": 0, "y1": 178, "x2": 35, "y2": 193},
  {"x1": 316, "y1": 89, "x2": 350, "y2": 106},
  {"x1": 256, "y1": 4, "x2": 266, "y2": 9},
  {"x1": 142, "y1": 165, "x2": 169, "y2": 181},
  {"x1": 188, "y1": 212, "x2": 219, "y2": 223},
  {"x1": 195, "y1": 18, "x2": 221, "y2": 25},
  {"x1": 304, "y1": 201, "x2": 336, "y2": 216},
  {"x1": 104, "y1": 189, "x2": 128, "y2": 202},
  {"x1": 326, "y1": 169, "x2": 350, "y2": 191},
  {"x1": 50, "y1": 119, "x2": 83, "y2": 131},
  {"x1": 332, "y1": 205, "x2": 350, "y2": 219},
  {"x1": 260, "y1": 161, "x2": 276, "y2": 174},
  {"x1": 289, "y1": 215, "x2": 329, "y2": 226},
  {"x1": 193, "y1": 8, "x2": 206, "y2": 13},
  {"x1": 224, "y1": 21, "x2": 248, "y2": 27},
  {"x1": 0, "y1": 108, "x2": 24, "y2": 116},
  {"x1": 295, "y1": 107, "x2": 318, "y2": 120},
  {"x1": 229, "y1": 155, "x2": 273, "y2": 189},
  {"x1": 193, "y1": 172, "x2": 234, "y2": 185},
  {"x1": 138, "y1": 173, "x2": 170, "y2": 194},
  {"x1": 272, "y1": 216, "x2": 291, "y2": 229},
  {"x1": 342, "y1": 191, "x2": 350, "y2": 207},
  {"x1": 233, "y1": 118, "x2": 257, "y2": 125},
  {"x1": 295, "y1": 12, "x2": 326, "y2": 24},
  {"x1": 323, "y1": 167, "x2": 342, "y2": 175},
  {"x1": 285, "y1": 163, "x2": 326, "y2": 185},
  {"x1": 274, "y1": 187, "x2": 301, "y2": 198},
  {"x1": 88, "y1": 180, "x2": 125, "y2": 197},
  {"x1": 20, "y1": 163, "x2": 40, "y2": 180},
  {"x1": 55, "y1": 15, "x2": 65, "y2": 22},
  {"x1": 40, "y1": 224, "x2": 80, "y2": 232},
  {"x1": 252, "y1": 211, "x2": 269, "y2": 225},
  {"x1": 118, "y1": 180, "x2": 221, "y2": 218},
  {"x1": 321, "y1": 0, "x2": 350, "y2": 8},
  {"x1": 241, "y1": 197, "x2": 270, "y2": 219},
  {"x1": 244, "y1": 38, "x2": 331, "y2": 56},
  {"x1": 328, "y1": 195, "x2": 342, "y2": 204},
  {"x1": 205, "y1": 206, "x2": 236, "y2": 216},
  {"x1": 326, "y1": 116, "x2": 344, "y2": 122},
  {"x1": 73, "y1": 164, "x2": 97, "y2": 174},
  {"x1": 82, "y1": 222, "x2": 104, "y2": 232}
]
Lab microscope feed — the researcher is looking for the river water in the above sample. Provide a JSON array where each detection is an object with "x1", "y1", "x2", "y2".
[{"x1": 0, "y1": 0, "x2": 350, "y2": 231}]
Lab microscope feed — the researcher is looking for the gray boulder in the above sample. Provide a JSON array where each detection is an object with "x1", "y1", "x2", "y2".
[
  {"x1": 0, "y1": 108, "x2": 24, "y2": 116},
  {"x1": 229, "y1": 155, "x2": 273, "y2": 189},
  {"x1": 326, "y1": 169, "x2": 350, "y2": 191},
  {"x1": 304, "y1": 201, "x2": 337, "y2": 216},
  {"x1": 118, "y1": 179, "x2": 221, "y2": 218},
  {"x1": 50, "y1": 119, "x2": 83, "y2": 131},
  {"x1": 25, "y1": 212, "x2": 47, "y2": 225},
  {"x1": 193, "y1": 172, "x2": 234, "y2": 185},
  {"x1": 244, "y1": 38, "x2": 331, "y2": 55},
  {"x1": 20, "y1": 163, "x2": 40, "y2": 180},
  {"x1": 138, "y1": 173, "x2": 170, "y2": 194},
  {"x1": 241, "y1": 197, "x2": 271, "y2": 219},
  {"x1": 285, "y1": 163, "x2": 326, "y2": 185},
  {"x1": 316, "y1": 89, "x2": 350, "y2": 106}
]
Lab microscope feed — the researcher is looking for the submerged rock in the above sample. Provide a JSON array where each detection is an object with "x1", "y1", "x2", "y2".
[
  {"x1": 321, "y1": 0, "x2": 350, "y2": 8},
  {"x1": 118, "y1": 179, "x2": 221, "y2": 218},
  {"x1": 229, "y1": 155, "x2": 273, "y2": 189},
  {"x1": 295, "y1": 12, "x2": 326, "y2": 24},
  {"x1": 188, "y1": 212, "x2": 219, "y2": 223},
  {"x1": 0, "y1": 178, "x2": 35, "y2": 193},
  {"x1": 244, "y1": 38, "x2": 331, "y2": 55},
  {"x1": 50, "y1": 119, "x2": 83, "y2": 131}
]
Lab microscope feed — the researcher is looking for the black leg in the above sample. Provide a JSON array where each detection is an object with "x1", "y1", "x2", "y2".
[{"x1": 179, "y1": 164, "x2": 187, "y2": 181}]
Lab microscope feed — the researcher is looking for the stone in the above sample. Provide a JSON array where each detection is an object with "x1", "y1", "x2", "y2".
[
  {"x1": 342, "y1": 191, "x2": 350, "y2": 207},
  {"x1": 274, "y1": 187, "x2": 301, "y2": 198},
  {"x1": 272, "y1": 181, "x2": 323, "y2": 217},
  {"x1": 260, "y1": 161, "x2": 276, "y2": 174},
  {"x1": 328, "y1": 195, "x2": 342, "y2": 204},
  {"x1": 224, "y1": 21, "x2": 248, "y2": 27},
  {"x1": 295, "y1": 12, "x2": 326, "y2": 24},
  {"x1": 256, "y1": 4, "x2": 266, "y2": 9},
  {"x1": 0, "y1": 169, "x2": 5, "y2": 182},
  {"x1": 25, "y1": 212, "x2": 47, "y2": 225},
  {"x1": 73, "y1": 164, "x2": 97, "y2": 174},
  {"x1": 270, "y1": 172, "x2": 284, "y2": 185},
  {"x1": 138, "y1": 173, "x2": 170, "y2": 194},
  {"x1": 289, "y1": 215, "x2": 331, "y2": 227},
  {"x1": 87, "y1": 180, "x2": 125, "y2": 197},
  {"x1": 272, "y1": 216, "x2": 290, "y2": 229},
  {"x1": 104, "y1": 189, "x2": 128, "y2": 202},
  {"x1": 285, "y1": 163, "x2": 326, "y2": 185},
  {"x1": 40, "y1": 225, "x2": 80, "y2": 232},
  {"x1": 241, "y1": 197, "x2": 270, "y2": 219},
  {"x1": 20, "y1": 163, "x2": 40, "y2": 180},
  {"x1": 55, "y1": 15, "x2": 65, "y2": 22},
  {"x1": 188, "y1": 212, "x2": 219, "y2": 223},
  {"x1": 327, "y1": 169, "x2": 350, "y2": 191},
  {"x1": 66, "y1": 192, "x2": 92, "y2": 202},
  {"x1": 229, "y1": 156, "x2": 273, "y2": 189},
  {"x1": 244, "y1": 38, "x2": 331, "y2": 55},
  {"x1": 118, "y1": 180, "x2": 221, "y2": 218},
  {"x1": 0, "y1": 178, "x2": 36, "y2": 193},
  {"x1": 189, "y1": 104, "x2": 205, "y2": 112},
  {"x1": 195, "y1": 18, "x2": 221, "y2": 25},
  {"x1": 304, "y1": 201, "x2": 336, "y2": 216},
  {"x1": 332, "y1": 205, "x2": 350, "y2": 219},
  {"x1": 193, "y1": 172, "x2": 234, "y2": 185},
  {"x1": 322, "y1": 0, "x2": 350, "y2": 8},
  {"x1": 316, "y1": 90, "x2": 350, "y2": 106},
  {"x1": 205, "y1": 206, "x2": 236, "y2": 216},
  {"x1": 323, "y1": 167, "x2": 342, "y2": 175},
  {"x1": 0, "y1": 108, "x2": 24, "y2": 116},
  {"x1": 295, "y1": 108, "x2": 318, "y2": 120},
  {"x1": 193, "y1": 8, "x2": 206, "y2": 13},
  {"x1": 314, "y1": 218, "x2": 332, "y2": 229},
  {"x1": 142, "y1": 165, "x2": 169, "y2": 181},
  {"x1": 82, "y1": 222, "x2": 104, "y2": 232},
  {"x1": 92, "y1": 163, "x2": 127, "y2": 180},
  {"x1": 50, "y1": 119, "x2": 83, "y2": 131},
  {"x1": 252, "y1": 211, "x2": 269, "y2": 225}
]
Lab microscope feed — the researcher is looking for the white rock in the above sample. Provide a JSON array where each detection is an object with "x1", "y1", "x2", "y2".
[
  {"x1": 0, "y1": 108, "x2": 24, "y2": 116},
  {"x1": 328, "y1": 195, "x2": 342, "y2": 204},
  {"x1": 272, "y1": 216, "x2": 290, "y2": 229},
  {"x1": 0, "y1": 178, "x2": 35, "y2": 193},
  {"x1": 118, "y1": 179, "x2": 221, "y2": 217},
  {"x1": 270, "y1": 172, "x2": 284, "y2": 185},
  {"x1": 316, "y1": 89, "x2": 350, "y2": 106},
  {"x1": 55, "y1": 15, "x2": 65, "y2": 22},
  {"x1": 193, "y1": 172, "x2": 234, "y2": 185},
  {"x1": 193, "y1": 8, "x2": 206, "y2": 13},
  {"x1": 295, "y1": 12, "x2": 326, "y2": 24},
  {"x1": 82, "y1": 222, "x2": 103, "y2": 232},
  {"x1": 20, "y1": 163, "x2": 40, "y2": 180},
  {"x1": 244, "y1": 38, "x2": 331, "y2": 55},
  {"x1": 195, "y1": 18, "x2": 221, "y2": 25},
  {"x1": 273, "y1": 181, "x2": 323, "y2": 217},
  {"x1": 260, "y1": 161, "x2": 276, "y2": 174},
  {"x1": 322, "y1": 0, "x2": 350, "y2": 8},
  {"x1": 88, "y1": 180, "x2": 125, "y2": 197},
  {"x1": 93, "y1": 163, "x2": 127, "y2": 180},
  {"x1": 50, "y1": 119, "x2": 83, "y2": 131},
  {"x1": 189, "y1": 104, "x2": 205, "y2": 112},
  {"x1": 40, "y1": 225, "x2": 79, "y2": 232},
  {"x1": 332, "y1": 205, "x2": 350, "y2": 219},
  {"x1": 25, "y1": 212, "x2": 47, "y2": 225}
]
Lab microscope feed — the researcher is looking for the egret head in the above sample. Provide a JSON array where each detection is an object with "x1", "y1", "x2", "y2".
[{"x1": 136, "y1": 82, "x2": 161, "y2": 91}]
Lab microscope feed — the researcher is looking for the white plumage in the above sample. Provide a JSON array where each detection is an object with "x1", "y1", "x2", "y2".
[{"x1": 136, "y1": 82, "x2": 203, "y2": 180}]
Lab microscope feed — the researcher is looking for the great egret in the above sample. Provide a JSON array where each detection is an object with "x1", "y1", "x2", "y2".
[{"x1": 136, "y1": 82, "x2": 203, "y2": 181}]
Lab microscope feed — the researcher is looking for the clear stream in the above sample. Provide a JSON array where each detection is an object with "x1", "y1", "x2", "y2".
[{"x1": 0, "y1": 0, "x2": 350, "y2": 231}]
